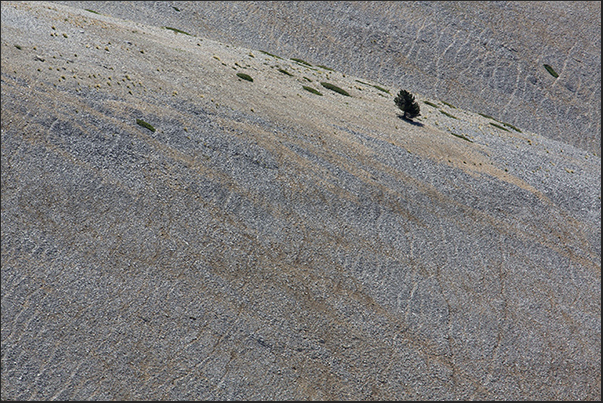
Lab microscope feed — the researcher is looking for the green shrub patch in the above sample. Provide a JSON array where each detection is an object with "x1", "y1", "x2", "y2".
[
  {"x1": 489, "y1": 122, "x2": 510, "y2": 132},
  {"x1": 320, "y1": 82, "x2": 350, "y2": 96},
  {"x1": 439, "y1": 110, "x2": 458, "y2": 119},
  {"x1": 302, "y1": 86, "x2": 322, "y2": 96},
  {"x1": 260, "y1": 50, "x2": 282, "y2": 59},
  {"x1": 501, "y1": 122, "x2": 521, "y2": 133},
  {"x1": 236, "y1": 73, "x2": 254, "y2": 82},
  {"x1": 316, "y1": 65, "x2": 334, "y2": 71},
  {"x1": 372, "y1": 85, "x2": 390, "y2": 94},
  {"x1": 291, "y1": 58, "x2": 312, "y2": 66},
  {"x1": 450, "y1": 132, "x2": 473, "y2": 142},
  {"x1": 136, "y1": 119, "x2": 156, "y2": 132},
  {"x1": 162, "y1": 27, "x2": 191, "y2": 35},
  {"x1": 543, "y1": 64, "x2": 559, "y2": 78},
  {"x1": 478, "y1": 113, "x2": 521, "y2": 132}
]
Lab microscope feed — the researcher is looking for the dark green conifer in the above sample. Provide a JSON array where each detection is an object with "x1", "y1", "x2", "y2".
[{"x1": 394, "y1": 89, "x2": 420, "y2": 120}]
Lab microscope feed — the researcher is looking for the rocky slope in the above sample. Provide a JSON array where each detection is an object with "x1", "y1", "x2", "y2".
[
  {"x1": 50, "y1": 0, "x2": 602, "y2": 156},
  {"x1": 1, "y1": 1, "x2": 601, "y2": 400}
]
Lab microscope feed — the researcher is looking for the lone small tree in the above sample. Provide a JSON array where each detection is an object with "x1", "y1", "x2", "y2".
[{"x1": 394, "y1": 89, "x2": 421, "y2": 120}]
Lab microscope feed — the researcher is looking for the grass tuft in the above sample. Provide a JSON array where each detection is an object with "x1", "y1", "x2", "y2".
[
  {"x1": 501, "y1": 122, "x2": 522, "y2": 133},
  {"x1": 291, "y1": 58, "x2": 312, "y2": 66},
  {"x1": 172, "y1": 6, "x2": 180, "y2": 12},
  {"x1": 302, "y1": 86, "x2": 322, "y2": 96},
  {"x1": 320, "y1": 82, "x2": 350, "y2": 96},
  {"x1": 278, "y1": 68, "x2": 293, "y2": 76},
  {"x1": 441, "y1": 101, "x2": 456, "y2": 109},
  {"x1": 450, "y1": 132, "x2": 473, "y2": 142},
  {"x1": 316, "y1": 65, "x2": 335, "y2": 71},
  {"x1": 439, "y1": 110, "x2": 458, "y2": 119},
  {"x1": 84, "y1": 9, "x2": 100, "y2": 15},
  {"x1": 14, "y1": 45, "x2": 22, "y2": 50},
  {"x1": 236, "y1": 73, "x2": 254, "y2": 82},
  {"x1": 489, "y1": 122, "x2": 510, "y2": 132},
  {"x1": 424, "y1": 100, "x2": 439, "y2": 108},
  {"x1": 136, "y1": 119, "x2": 156, "y2": 132},
  {"x1": 162, "y1": 26, "x2": 191, "y2": 36},
  {"x1": 260, "y1": 50, "x2": 282, "y2": 59},
  {"x1": 478, "y1": 112, "x2": 521, "y2": 132},
  {"x1": 543, "y1": 64, "x2": 559, "y2": 78},
  {"x1": 372, "y1": 85, "x2": 390, "y2": 94},
  {"x1": 354, "y1": 80, "x2": 390, "y2": 93}
]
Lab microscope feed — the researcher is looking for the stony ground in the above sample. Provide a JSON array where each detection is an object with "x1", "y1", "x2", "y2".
[
  {"x1": 49, "y1": 0, "x2": 603, "y2": 157},
  {"x1": 1, "y1": 1, "x2": 601, "y2": 400}
]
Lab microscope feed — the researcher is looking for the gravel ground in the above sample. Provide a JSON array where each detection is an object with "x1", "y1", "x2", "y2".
[{"x1": 1, "y1": 1, "x2": 601, "y2": 400}]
